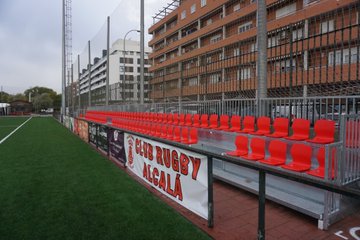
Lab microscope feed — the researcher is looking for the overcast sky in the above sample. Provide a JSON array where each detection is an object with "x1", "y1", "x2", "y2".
[{"x1": 0, "y1": 0, "x2": 169, "y2": 95}]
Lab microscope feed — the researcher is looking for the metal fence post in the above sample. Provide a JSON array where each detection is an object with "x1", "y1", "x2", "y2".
[
  {"x1": 258, "y1": 170, "x2": 266, "y2": 240},
  {"x1": 257, "y1": 0, "x2": 267, "y2": 116},
  {"x1": 208, "y1": 156, "x2": 214, "y2": 228}
]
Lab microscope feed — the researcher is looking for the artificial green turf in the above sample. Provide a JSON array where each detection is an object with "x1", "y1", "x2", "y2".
[
  {"x1": 0, "y1": 117, "x2": 210, "y2": 240},
  {"x1": 0, "y1": 116, "x2": 29, "y2": 139}
]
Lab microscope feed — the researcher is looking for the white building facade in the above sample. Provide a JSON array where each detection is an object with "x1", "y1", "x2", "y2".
[{"x1": 78, "y1": 39, "x2": 152, "y2": 105}]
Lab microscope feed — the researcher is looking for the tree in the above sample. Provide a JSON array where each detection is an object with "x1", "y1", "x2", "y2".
[
  {"x1": 53, "y1": 94, "x2": 62, "y2": 111},
  {"x1": 0, "y1": 91, "x2": 10, "y2": 103},
  {"x1": 24, "y1": 87, "x2": 57, "y2": 100},
  {"x1": 33, "y1": 93, "x2": 53, "y2": 113},
  {"x1": 9, "y1": 93, "x2": 27, "y2": 102}
]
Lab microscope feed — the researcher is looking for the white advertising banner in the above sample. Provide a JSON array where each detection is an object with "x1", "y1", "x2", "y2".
[{"x1": 125, "y1": 133, "x2": 208, "y2": 219}]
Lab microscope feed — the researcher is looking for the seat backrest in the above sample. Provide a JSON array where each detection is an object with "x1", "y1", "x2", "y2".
[
  {"x1": 167, "y1": 114, "x2": 173, "y2": 124},
  {"x1": 179, "y1": 114, "x2": 185, "y2": 125},
  {"x1": 230, "y1": 115, "x2": 241, "y2": 129},
  {"x1": 174, "y1": 127, "x2": 181, "y2": 140},
  {"x1": 189, "y1": 128, "x2": 198, "y2": 143},
  {"x1": 209, "y1": 114, "x2": 218, "y2": 127},
  {"x1": 290, "y1": 144, "x2": 312, "y2": 166},
  {"x1": 181, "y1": 127, "x2": 189, "y2": 140},
  {"x1": 273, "y1": 117, "x2": 289, "y2": 134},
  {"x1": 243, "y1": 116, "x2": 255, "y2": 130},
  {"x1": 200, "y1": 114, "x2": 209, "y2": 127},
  {"x1": 167, "y1": 125, "x2": 174, "y2": 138},
  {"x1": 257, "y1": 116, "x2": 270, "y2": 131},
  {"x1": 314, "y1": 119, "x2": 335, "y2": 140},
  {"x1": 316, "y1": 147, "x2": 336, "y2": 170},
  {"x1": 185, "y1": 114, "x2": 192, "y2": 125},
  {"x1": 220, "y1": 115, "x2": 230, "y2": 126},
  {"x1": 193, "y1": 114, "x2": 200, "y2": 125},
  {"x1": 268, "y1": 140, "x2": 287, "y2": 161},
  {"x1": 292, "y1": 118, "x2": 310, "y2": 137},
  {"x1": 173, "y1": 113, "x2": 179, "y2": 125},
  {"x1": 161, "y1": 125, "x2": 167, "y2": 137},
  {"x1": 250, "y1": 138, "x2": 265, "y2": 156},
  {"x1": 235, "y1": 135, "x2": 248, "y2": 152},
  {"x1": 162, "y1": 114, "x2": 168, "y2": 123}
]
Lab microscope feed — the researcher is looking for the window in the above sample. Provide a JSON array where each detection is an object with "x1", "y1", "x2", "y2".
[
  {"x1": 276, "y1": 3, "x2": 296, "y2": 19},
  {"x1": 238, "y1": 22, "x2": 252, "y2": 33},
  {"x1": 233, "y1": 4, "x2": 240, "y2": 12},
  {"x1": 329, "y1": 47, "x2": 359, "y2": 65},
  {"x1": 209, "y1": 73, "x2": 221, "y2": 84},
  {"x1": 250, "y1": 43, "x2": 257, "y2": 52},
  {"x1": 181, "y1": 10, "x2": 186, "y2": 20},
  {"x1": 320, "y1": 19, "x2": 334, "y2": 33},
  {"x1": 206, "y1": 18, "x2": 212, "y2": 26},
  {"x1": 210, "y1": 34, "x2": 222, "y2": 44},
  {"x1": 292, "y1": 29, "x2": 303, "y2": 41},
  {"x1": 191, "y1": 4, "x2": 196, "y2": 14},
  {"x1": 234, "y1": 48, "x2": 240, "y2": 56},
  {"x1": 268, "y1": 36, "x2": 278, "y2": 47},
  {"x1": 201, "y1": 0, "x2": 206, "y2": 7},
  {"x1": 188, "y1": 77, "x2": 198, "y2": 86},
  {"x1": 237, "y1": 68, "x2": 251, "y2": 80}
]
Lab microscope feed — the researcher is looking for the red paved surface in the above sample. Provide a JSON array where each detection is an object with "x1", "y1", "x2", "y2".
[{"x1": 108, "y1": 154, "x2": 360, "y2": 240}]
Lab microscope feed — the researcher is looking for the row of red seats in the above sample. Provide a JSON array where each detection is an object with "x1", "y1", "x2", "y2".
[
  {"x1": 112, "y1": 119, "x2": 198, "y2": 144},
  {"x1": 84, "y1": 112, "x2": 107, "y2": 124},
  {"x1": 226, "y1": 136, "x2": 335, "y2": 179},
  {"x1": 86, "y1": 111, "x2": 336, "y2": 144}
]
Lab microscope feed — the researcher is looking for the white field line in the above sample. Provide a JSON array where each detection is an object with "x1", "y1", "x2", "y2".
[{"x1": 0, "y1": 117, "x2": 32, "y2": 144}]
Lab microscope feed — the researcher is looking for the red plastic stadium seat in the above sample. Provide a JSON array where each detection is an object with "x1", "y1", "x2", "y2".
[
  {"x1": 192, "y1": 114, "x2": 200, "y2": 127},
  {"x1": 228, "y1": 115, "x2": 241, "y2": 132},
  {"x1": 226, "y1": 135, "x2": 248, "y2": 157},
  {"x1": 188, "y1": 128, "x2": 198, "y2": 144},
  {"x1": 209, "y1": 114, "x2": 218, "y2": 129},
  {"x1": 162, "y1": 114, "x2": 168, "y2": 124},
  {"x1": 217, "y1": 115, "x2": 230, "y2": 130},
  {"x1": 307, "y1": 119, "x2": 335, "y2": 144},
  {"x1": 160, "y1": 125, "x2": 167, "y2": 138},
  {"x1": 166, "y1": 125, "x2": 174, "y2": 140},
  {"x1": 307, "y1": 147, "x2": 336, "y2": 179},
  {"x1": 259, "y1": 140, "x2": 287, "y2": 166},
  {"x1": 179, "y1": 114, "x2": 185, "y2": 126},
  {"x1": 156, "y1": 113, "x2": 163, "y2": 123},
  {"x1": 266, "y1": 117, "x2": 289, "y2": 138},
  {"x1": 155, "y1": 125, "x2": 162, "y2": 137},
  {"x1": 281, "y1": 144, "x2": 312, "y2": 172},
  {"x1": 242, "y1": 138, "x2": 266, "y2": 161},
  {"x1": 185, "y1": 114, "x2": 192, "y2": 126},
  {"x1": 173, "y1": 127, "x2": 181, "y2": 142},
  {"x1": 240, "y1": 116, "x2": 255, "y2": 133},
  {"x1": 252, "y1": 116, "x2": 271, "y2": 136},
  {"x1": 285, "y1": 118, "x2": 310, "y2": 141},
  {"x1": 173, "y1": 113, "x2": 179, "y2": 125},
  {"x1": 167, "y1": 114, "x2": 173, "y2": 124},
  {"x1": 181, "y1": 127, "x2": 189, "y2": 144},
  {"x1": 200, "y1": 114, "x2": 209, "y2": 128}
]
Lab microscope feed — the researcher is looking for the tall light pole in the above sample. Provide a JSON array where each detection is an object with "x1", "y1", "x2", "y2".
[
  {"x1": 140, "y1": 0, "x2": 145, "y2": 104},
  {"x1": 122, "y1": 29, "x2": 140, "y2": 102}
]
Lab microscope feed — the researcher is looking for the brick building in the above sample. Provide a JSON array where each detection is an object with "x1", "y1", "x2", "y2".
[{"x1": 148, "y1": 0, "x2": 359, "y2": 102}]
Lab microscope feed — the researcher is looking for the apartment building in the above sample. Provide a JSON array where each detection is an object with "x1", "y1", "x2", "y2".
[
  {"x1": 78, "y1": 39, "x2": 152, "y2": 106},
  {"x1": 148, "y1": 0, "x2": 359, "y2": 101}
]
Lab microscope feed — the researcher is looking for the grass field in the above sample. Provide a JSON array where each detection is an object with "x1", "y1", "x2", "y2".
[
  {"x1": 0, "y1": 117, "x2": 210, "y2": 240},
  {"x1": 0, "y1": 116, "x2": 29, "y2": 140}
]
